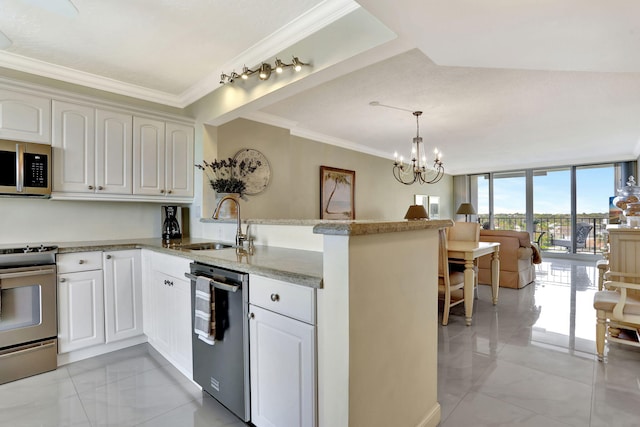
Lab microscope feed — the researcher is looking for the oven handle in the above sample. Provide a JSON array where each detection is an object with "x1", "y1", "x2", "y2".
[
  {"x1": 0, "y1": 267, "x2": 56, "y2": 280},
  {"x1": 16, "y1": 143, "x2": 25, "y2": 193},
  {"x1": 184, "y1": 272, "x2": 239, "y2": 292}
]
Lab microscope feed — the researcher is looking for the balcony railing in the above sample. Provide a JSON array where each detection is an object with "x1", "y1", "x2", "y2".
[{"x1": 477, "y1": 214, "x2": 609, "y2": 255}]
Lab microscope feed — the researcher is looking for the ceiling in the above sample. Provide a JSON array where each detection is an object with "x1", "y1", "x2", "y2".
[{"x1": 1, "y1": 0, "x2": 640, "y2": 175}]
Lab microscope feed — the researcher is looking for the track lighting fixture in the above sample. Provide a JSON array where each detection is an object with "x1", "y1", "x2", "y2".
[{"x1": 219, "y1": 56, "x2": 309, "y2": 85}]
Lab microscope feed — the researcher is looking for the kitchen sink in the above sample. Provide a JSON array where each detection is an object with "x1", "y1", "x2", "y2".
[{"x1": 175, "y1": 242, "x2": 234, "y2": 251}]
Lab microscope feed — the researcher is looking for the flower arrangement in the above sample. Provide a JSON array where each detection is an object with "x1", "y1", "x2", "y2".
[{"x1": 196, "y1": 157, "x2": 261, "y2": 198}]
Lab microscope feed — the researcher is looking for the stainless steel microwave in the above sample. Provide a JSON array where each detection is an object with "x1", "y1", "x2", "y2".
[{"x1": 0, "y1": 139, "x2": 51, "y2": 197}]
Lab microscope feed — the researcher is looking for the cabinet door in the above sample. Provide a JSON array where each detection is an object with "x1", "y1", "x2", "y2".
[
  {"x1": 103, "y1": 250, "x2": 143, "y2": 343},
  {"x1": 96, "y1": 109, "x2": 133, "y2": 195},
  {"x1": 0, "y1": 89, "x2": 51, "y2": 143},
  {"x1": 165, "y1": 122, "x2": 194, "y2": 198},
  {"x1": 133, "y1": 116, "x2": 165, "y2": 196},
  {"x1": 52, "y1": 100, "x2": 96, "y2": 193},
  {"x1": 150, "y1": 270, "x2": 173, "y2": 356},
  {"x1": 171, "y1": 275, "x2": 193, "y2": 376},
  {"x1": 58, "y1": 270, "x2": 105, "y2": 353},
  {"x1": 249, "y1": 305, "x2": 316, "y2": 427}
]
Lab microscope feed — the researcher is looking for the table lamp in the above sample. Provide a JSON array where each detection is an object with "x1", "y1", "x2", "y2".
[
  {"x1": 404, "y1": 205, "x2": 429, "y2": 220},
  {"x1": 456, "y1": 203, "x2": 476, "y2": 222}
]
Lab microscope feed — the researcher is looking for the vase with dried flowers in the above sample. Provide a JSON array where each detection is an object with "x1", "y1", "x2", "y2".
[{"x1": 196, "y1": 157, "x2": 261, "y2": 218}]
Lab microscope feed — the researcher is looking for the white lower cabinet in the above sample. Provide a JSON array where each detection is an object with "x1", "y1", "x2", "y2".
[
  {"x1": 57, "y1": 252, "x2": 105, "y2": 353},
  {"x1": 103, "y1": 250, "x2": 142, "y2": 343},
  {"x1": 249, "y1": 275, "x2": 317, "y2": 427},
  {"x1": 143, "y1": 250, "x2": 192, "y2": 377},
  {"x1": 57, "y1": 250, "x2": 143, "y2": 354}
]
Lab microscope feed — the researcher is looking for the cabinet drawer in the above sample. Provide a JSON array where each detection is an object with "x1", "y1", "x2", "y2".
[
  {"x1": 57, "y1": 251, "x2": 103, "y2": 273},
  {"x1": 250, "y1": 275, "x2": 315, "y2": 324},
  {"x1": 149, "y1": 251, "x2": 191, "y2": 279}
]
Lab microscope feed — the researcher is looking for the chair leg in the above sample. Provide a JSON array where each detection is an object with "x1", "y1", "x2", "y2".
[
  {"x1": 596, "y1": 311, "x2": 606, "y2": 361},
  {"x1": 442, "y1": 296, "x2": 450, "y2": 326}
]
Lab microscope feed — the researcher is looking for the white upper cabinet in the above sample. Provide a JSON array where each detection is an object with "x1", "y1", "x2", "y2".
[
  {"x1": 96, "y1": 109, "x2": 133, "y2": 194},
  {"x1": 51, "y1": 100, "x2": 191, "y2": 201},
  {"x1": 133, "y1": 116, "x2": 165, "y2": 196},
  {"x1": 52, "y1": 100, "x2": 96, "y2": 193},
  {"x1": 165, "y1": 122, "x2": 194, "y2": 198},
  {"x1": 53, "y1": 101, "x2": 134, "y2": 195},
  {"x1": 134, "y1": 117, "x2": 193, "y2": 199},
  {"x1": 0, "y1": 88, "x2": 51, "y2": 143}
]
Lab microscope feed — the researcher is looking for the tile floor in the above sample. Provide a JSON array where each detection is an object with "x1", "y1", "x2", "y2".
[
  {"x1": 439, "y1": 258, "x2": 640, "y2": 427},
  {"x1": 1, "y1": 258, "x2": 640, "y2": 426}
]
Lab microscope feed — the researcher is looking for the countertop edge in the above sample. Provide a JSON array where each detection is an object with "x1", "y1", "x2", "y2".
[
  {"x1": 313, "y1": 219, "x2": 454, "y2": 236},
  {"x1": 56, "y1": 239, "x2": 323, "y2": 289}
]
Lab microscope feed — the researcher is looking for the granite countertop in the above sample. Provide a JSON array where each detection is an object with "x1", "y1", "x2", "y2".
[
  {"x1": 32, "y1": 219, "x2": 451, "y2": 289},
  {"x1": 56, "y1": 238, "x2": 323, "y2": 288}
]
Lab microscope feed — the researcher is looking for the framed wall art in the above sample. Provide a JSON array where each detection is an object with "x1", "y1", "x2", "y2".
[{"x1": 320, "y1": 166, "x2": 355, "y2": 220}]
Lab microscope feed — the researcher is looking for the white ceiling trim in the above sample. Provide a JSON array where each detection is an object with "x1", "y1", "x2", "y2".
[
  {"x1": 179, "y1": 0, "x2": 361, "y2": 107},
  {"x1": 242, "y1": 111, "x2": 299, "y2": 130},
  {"x1": 292, "y1": 126, "x2": 391, "y2": 160},
  {"x1": 0, "y1": 50, "x2": 183, "y2": 106},
  {"x1": 243, "y1": 110, "x2": 392, "y2": 159}
]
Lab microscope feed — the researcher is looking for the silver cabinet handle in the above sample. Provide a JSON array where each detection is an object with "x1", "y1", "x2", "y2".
[
  {"x1": 248, "y1": 312, "x2": 255, "y2": 319},
  {"x1": 59, "y1": 278, "x2": 66, "y2": 283},
  {"x1": 98, "y1": 186, "x2": 104, "y2": 190},
  {"x1": 270, "y1": 293, "x2": 280, "y2": 302},
  {"x1": 88, "y1": 185, "x2": 94, "y2": 190},
  {"x1": 106, "y1": 254, "x2": 112, "y2": 259},
  {"x1": 160, "y1": 189, "x2": 165, "y2": 194},
  {"x1": 78, "y1": 259, "x2": 84, "y2": 264},
  {"x1": 167, "y1": 190, "x2": 172, "y2": 194}
]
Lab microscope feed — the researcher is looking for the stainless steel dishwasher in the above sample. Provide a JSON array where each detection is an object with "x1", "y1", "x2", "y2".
[{"x1": 186, "y1": 262, "x2": 250, "y2": 422}]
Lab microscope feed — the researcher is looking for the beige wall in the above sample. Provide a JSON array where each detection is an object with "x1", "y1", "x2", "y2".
[{"x1": 201, "y1": 118, "x2": 453, "y2": 221}]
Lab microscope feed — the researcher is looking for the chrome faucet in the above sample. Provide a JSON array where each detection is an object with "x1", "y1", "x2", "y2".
[{"x1": 212, "y1": 195, "x2": 245, "y2": 247}]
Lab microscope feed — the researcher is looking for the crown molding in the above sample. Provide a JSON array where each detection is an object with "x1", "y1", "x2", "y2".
[
  {"x1": 178, "y1": 0, "x2": 360, "y2": 106},
  {"x1": 0, "y1": 50, "x2": 183, "y2": 107},
  {"x1": 291, "y1": 126, "x2": 390, "y2": 160},
  {"x1": 0, "y1": 0, "x2": 360, "y2": 109},
  {"x1": 241, "y1": 111, "x2": 299, "y2": 130}
]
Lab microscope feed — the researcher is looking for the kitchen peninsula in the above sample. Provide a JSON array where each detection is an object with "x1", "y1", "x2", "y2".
[{"x1": 52, "y1": 218, "x2": 449, "y2": 427}]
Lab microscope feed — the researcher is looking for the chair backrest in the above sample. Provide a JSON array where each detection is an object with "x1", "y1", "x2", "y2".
[
  {"x1": 438, "y1": 228, "x2": 448, "y2": 279},
  {"x1": 447, "y1": 221, "x2": 480, "y2": 242},
  {"x1": 575, "y1": 223, "x2": 593, "y2": 245}
]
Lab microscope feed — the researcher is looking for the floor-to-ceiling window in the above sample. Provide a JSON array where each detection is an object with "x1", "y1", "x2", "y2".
[
  {"x1": 472, "y1": 162, "x2": 626, "y2": 256},
  {"x1": 534, "y1": 168, "x2": 571, "y2": 250}
]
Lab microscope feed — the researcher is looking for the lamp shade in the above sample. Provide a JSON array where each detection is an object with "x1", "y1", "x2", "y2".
[
  {"x1": 456, "y1": 203, "x2": 477, "y2": 215},
  {"x1": 404, "y1": 204, "x2": 429, "y2": 220}
]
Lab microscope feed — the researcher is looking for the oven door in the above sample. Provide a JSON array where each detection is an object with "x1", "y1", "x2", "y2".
[{"x1": 0, "y1": 265, "x2": 57, "y2": 349}]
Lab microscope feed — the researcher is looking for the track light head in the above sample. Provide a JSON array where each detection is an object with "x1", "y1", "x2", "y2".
[
  {"x1": 274, "y1": 59, "x2": 285, "y2": 73},
  {"x1": 292, "y1": 57, "x2": 307, "y2": 72},
  {"x1": 259, "y1": 63, "x2": 272, "y2": 80}
]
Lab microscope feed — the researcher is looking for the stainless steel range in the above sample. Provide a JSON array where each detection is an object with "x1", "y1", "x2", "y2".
[{"x1": 0, "y1": 245, "x2": 58, "y2": 384}]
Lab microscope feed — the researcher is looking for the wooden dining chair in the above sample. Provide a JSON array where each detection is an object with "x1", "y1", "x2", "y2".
[
  {"x1": 438, "y1": 228, "x2": 466, "y2": 325},
  {"x1": 447, "y1": 221, "x2": 480, "y2": 297}
]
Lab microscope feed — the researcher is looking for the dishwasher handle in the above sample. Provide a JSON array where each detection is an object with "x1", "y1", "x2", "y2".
[{"x1": 184, "y1": 272, "x2": 240, "y2": 292}]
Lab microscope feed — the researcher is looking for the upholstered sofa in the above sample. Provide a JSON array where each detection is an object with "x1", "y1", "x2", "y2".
[{"x1": 478, "y1": 230, "x2": 541, "y2": 289}]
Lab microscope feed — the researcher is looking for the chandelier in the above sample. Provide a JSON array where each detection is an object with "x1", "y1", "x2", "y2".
[
  {"x1": 219, "y1": 57, "x2": 309, "y2": 85},
  {"x1": 392, "y1": 111, "x2": 444, "y2": 185}
]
